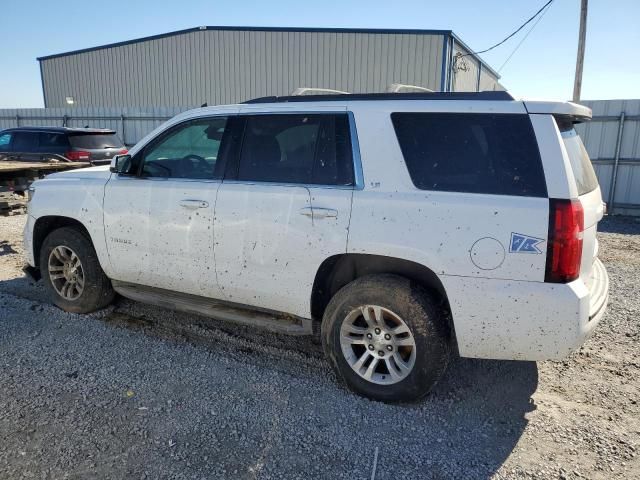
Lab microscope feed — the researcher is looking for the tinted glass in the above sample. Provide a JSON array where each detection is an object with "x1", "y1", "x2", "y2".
[
  {"x1": 391, "y1": 113, "x2": 547, "y2": 197},
  {"x1": 555, "y1": 118, "x2": 599, "y2": 196},
  {"x1": 11, "y1": 132, "x2": 37, "y2": 151},
  {"x1": 237, "y1": 114, "x2": 353, "y2": 185},
  {"x1": 141, "y1": 117, "x2": 227, "y2": 179},
  {"x1": 0, "y1": 133, "x2": 11, "y2": 148},
  {"x1": 39, "y1": 132, "x2": 69, "y2": 149},
  {"x1": 69, "y1": 133, "x2": 123, "y2": 149}
]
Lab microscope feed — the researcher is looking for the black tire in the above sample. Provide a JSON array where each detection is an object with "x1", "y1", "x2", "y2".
[
  {"x1": 40, "y1": 227, "x2": 115, "y2": 314},
  {"x1": 321, "y1": 274, "x2": 449, "y2": 402}
]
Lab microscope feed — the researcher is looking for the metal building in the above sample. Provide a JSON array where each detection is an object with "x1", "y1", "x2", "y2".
[{"x1": 37, "y1": 26, "x2": 503, "y2": 108}]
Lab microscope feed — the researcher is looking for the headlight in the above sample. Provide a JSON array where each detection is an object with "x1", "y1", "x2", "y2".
[{"x1": 27, "y1": 185, "x2": 36, "y2": 202}]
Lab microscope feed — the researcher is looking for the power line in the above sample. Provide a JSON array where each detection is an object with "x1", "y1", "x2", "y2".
[
  {"x1": 497, "y1": 0, "x2": 554, "y2": 72},
  {"x1": 460, "y1": 0, "x2": 555, "y2": 58}
]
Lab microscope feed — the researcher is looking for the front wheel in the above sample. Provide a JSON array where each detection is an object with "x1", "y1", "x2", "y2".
[
  {"x1": 40, "y1": 227, "x2": 115, "y2": 314},
  {"x1": 321, "y1": 274, "x2": 449, "y2": 402}
]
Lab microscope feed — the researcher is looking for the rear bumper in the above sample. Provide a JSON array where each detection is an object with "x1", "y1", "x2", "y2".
[{"x1": 442, "y1": 260, "x2": 609, "y2": 361}]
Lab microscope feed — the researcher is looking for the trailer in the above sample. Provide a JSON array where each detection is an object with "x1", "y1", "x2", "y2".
[{"x1": 0, "y1": 161, "x2": 88, "y2": 215}]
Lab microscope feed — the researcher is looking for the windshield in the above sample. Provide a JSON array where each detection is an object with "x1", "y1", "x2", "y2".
[
  {"x1": 69, "y1": 133, "x2": 123, "y2": 149},
  {"x1": 556, "y1": 119, "x2": 599, "y2": 196}
]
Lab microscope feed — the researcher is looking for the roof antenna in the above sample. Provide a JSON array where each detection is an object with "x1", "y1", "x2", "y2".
[{"x1": 201, "y1": 102, "x2": 208, "y2": 107}]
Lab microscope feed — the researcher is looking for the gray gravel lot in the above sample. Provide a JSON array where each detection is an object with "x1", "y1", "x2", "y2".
[{"x1": 0, "y1": 214, "x2": 638, "y2": 479}]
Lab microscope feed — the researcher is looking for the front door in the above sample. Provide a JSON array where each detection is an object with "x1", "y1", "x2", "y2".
[
  {"x1": 103, "y1": 114, "x2": 233, "y2": 298},
  {"x1": 214, "y1": 112, "x2": 357, "y2": 318}
]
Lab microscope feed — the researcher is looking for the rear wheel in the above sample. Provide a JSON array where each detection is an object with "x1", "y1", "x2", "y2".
[
  {"x1": 40, "y1": 227, "x2": 115, "y2": 313},
  {"x1": 321, "y1": 274, "x2": 449, "y2": 402}
]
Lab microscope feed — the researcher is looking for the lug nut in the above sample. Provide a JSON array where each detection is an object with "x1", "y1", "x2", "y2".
[
  {"x1": 384, "y1": 333, "x2": 391, "y2": 340},
  {"x1": 387, "y1": 345, "x2": 393, "y2": 351},
  {"x1": 378, "y1": 351, "x2": 385, "y2": 357},
  {"x1": 366, "y1": 333, "x2": 373, "y2": 339},
  {"x1": 374, "y1": 328, "x2": 381, "y2": 335},
  {"x1": 368, "y1": 344, "x2": 374, "y2": 351}
]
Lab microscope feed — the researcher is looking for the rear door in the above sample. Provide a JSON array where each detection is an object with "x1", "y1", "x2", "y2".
[
  {"x1": 37, "y1": 131, "x2": 71, "y2": 161},
  {"x1": 214, "y1": 111, "x2": 356, "y2": 318}
]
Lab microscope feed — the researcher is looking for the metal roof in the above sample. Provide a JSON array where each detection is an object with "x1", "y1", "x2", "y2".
[
  {"x1": 36, "y1": 26, "x2": 456, "y2": 61},
  {"x1": 35, "y1": 26, "x2": 499, "y2": 78}
]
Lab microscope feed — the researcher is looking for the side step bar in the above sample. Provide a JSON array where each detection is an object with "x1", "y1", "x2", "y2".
[{"x1": 111, "y1": 281, "x2": 313, "y2": 336}]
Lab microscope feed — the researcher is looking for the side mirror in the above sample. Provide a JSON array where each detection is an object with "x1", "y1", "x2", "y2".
[{"x1": 110, "y1": 154, "x2": 134, "y2": 175}]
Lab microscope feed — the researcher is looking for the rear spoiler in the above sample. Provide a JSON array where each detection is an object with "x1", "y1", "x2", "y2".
[{"x1": 523, "y1": 101, "x2": 592, "y2": 123}]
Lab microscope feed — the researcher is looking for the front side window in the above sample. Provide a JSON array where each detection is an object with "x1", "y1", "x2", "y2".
[
  {"x1": 237, "y1": 114, "x2": 353, "y2": 185},
  {"x1": 141, "y1": 117, "x2": 228, "y2": 179},
  {"x1": 0, "y1": 133, "x2": 11, "y2": 148},
  {"x1": 391, "y1": 113, "x2": 547, "y2": 197}
]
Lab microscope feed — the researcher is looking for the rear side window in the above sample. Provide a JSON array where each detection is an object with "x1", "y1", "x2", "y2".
[
  {"x1": 555, "y1": 118, "x2": 598, "y2": 195},
  {"x1": 69, "y1": 133, "x2": 123, "y2": 149},
  {"x1": 391, "y1": 113, "x2": 547, "y2": 197},
  {"x1": 39, "y1": 132, "x2": 70, "y2": 149},
  {"x1": 237, "y1": 114, "x2": 354, "y2": 185}
]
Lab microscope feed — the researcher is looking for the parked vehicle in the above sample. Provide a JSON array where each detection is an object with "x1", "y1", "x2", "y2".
[
  {"x1": 0, "y1": 127, "x2": 126, "y2": 164},
  {"x1": 22, "y1": 92, "x2": 609, "y2": 402}
]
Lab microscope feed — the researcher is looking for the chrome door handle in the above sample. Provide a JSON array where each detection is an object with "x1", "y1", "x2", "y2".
[
  {"x1": 299, "y1": 206, "x2": 338, "y2": 219},
  {"x1": 299, "y1": 207, "x2": 314, "y2": 217},
  {"x1": 179, "y1": 199, "x2": 209, "y2": 209}
]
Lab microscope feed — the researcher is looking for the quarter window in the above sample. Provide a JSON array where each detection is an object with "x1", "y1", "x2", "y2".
[
  {"x1": 141, "y1": 117, "x2": 228, "y2": 179},
  {"x1": 391, "y1": 113, "x2": 547, "y2": 197},
  {"x1": 237, "y1": 114, "x2": 354, "y2": 185}
]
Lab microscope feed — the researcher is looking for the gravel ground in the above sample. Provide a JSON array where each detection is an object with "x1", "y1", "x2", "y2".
[{"x1": 0, "y1": 214, "x2": 638, "y2": 479}]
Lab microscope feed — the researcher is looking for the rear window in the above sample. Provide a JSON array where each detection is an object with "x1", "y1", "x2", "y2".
[
  {"x1": 69, "y1": 133, "x2": 123, "y2": 149},
  {"x1": 391, "y1": 113, "x2": 547, "y2": 197},
  {"x1": 555, "y1": 118, "x2": 599, "y2": 195}
]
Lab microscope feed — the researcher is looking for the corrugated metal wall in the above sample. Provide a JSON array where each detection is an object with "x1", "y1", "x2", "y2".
[
  {"x1": 479, "y1": 68, "x2": 501, "y2": 92},
  {"x1": 0, "y1": 107, "x2": 183, "y2": 146},
  {"x1": 449, "y1": 42, "x2": 501, "y2": 93},
  {"x1": 40, "y1": 29, "x2": 446, "y2": 108},
  {"x1": 451, "y1": 43, "x2": 480, "y2": 92},
  {"x1": 576, "y1": 99, "x2": 640, "y2": 215}
]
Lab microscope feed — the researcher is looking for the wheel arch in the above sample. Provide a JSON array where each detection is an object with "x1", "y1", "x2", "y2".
[
  {"x1": 311, "y1": 253, "x2": 455, "y2": 340},
  {"x1": 32, "y1": 216, "x2": 92, "y2": 267}
]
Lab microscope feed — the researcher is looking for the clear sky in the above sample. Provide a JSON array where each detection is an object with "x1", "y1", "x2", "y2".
[{"x1": 0, "y1": 0, "x2": 638, "y2": 108}]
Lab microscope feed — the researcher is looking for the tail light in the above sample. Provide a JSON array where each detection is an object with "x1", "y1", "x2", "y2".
[
  {"x1": 65, "y1": 150, "x2": 91, "y2": 161},
  {"x1": 118, "y1": 148, "x2": 128, "y2": 155},
  {"x1": 545, "y1": 199, "x2": 584, "y2": 283}
]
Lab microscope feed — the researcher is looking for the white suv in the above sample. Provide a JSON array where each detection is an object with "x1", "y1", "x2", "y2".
[{"x1": 23, "y1": 92, "x2": 609, "y2": 402}]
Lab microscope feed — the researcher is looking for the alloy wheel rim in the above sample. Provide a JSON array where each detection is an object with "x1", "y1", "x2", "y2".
[
  {"x1": 48, "y1": 245, "x2": 84, "y2": 301},
  {"x1": 340, "y1": 305, "x2": 416, "y2": 385}
]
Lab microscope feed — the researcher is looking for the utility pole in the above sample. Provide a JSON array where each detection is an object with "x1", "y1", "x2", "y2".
[{"x1": 572, "y1": 0, "x2": 588, "y2": 102}]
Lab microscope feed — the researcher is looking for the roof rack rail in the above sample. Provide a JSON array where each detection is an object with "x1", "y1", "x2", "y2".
[
  {"x1": 386, "y1": 83, "x2": 434, "y2": 93},
  {"x1": 243, "y1": 91, "x2": 514, "y2": 104},
  {"x1": 290, "y1": 87, "x2": 350, "y2": 96}
]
